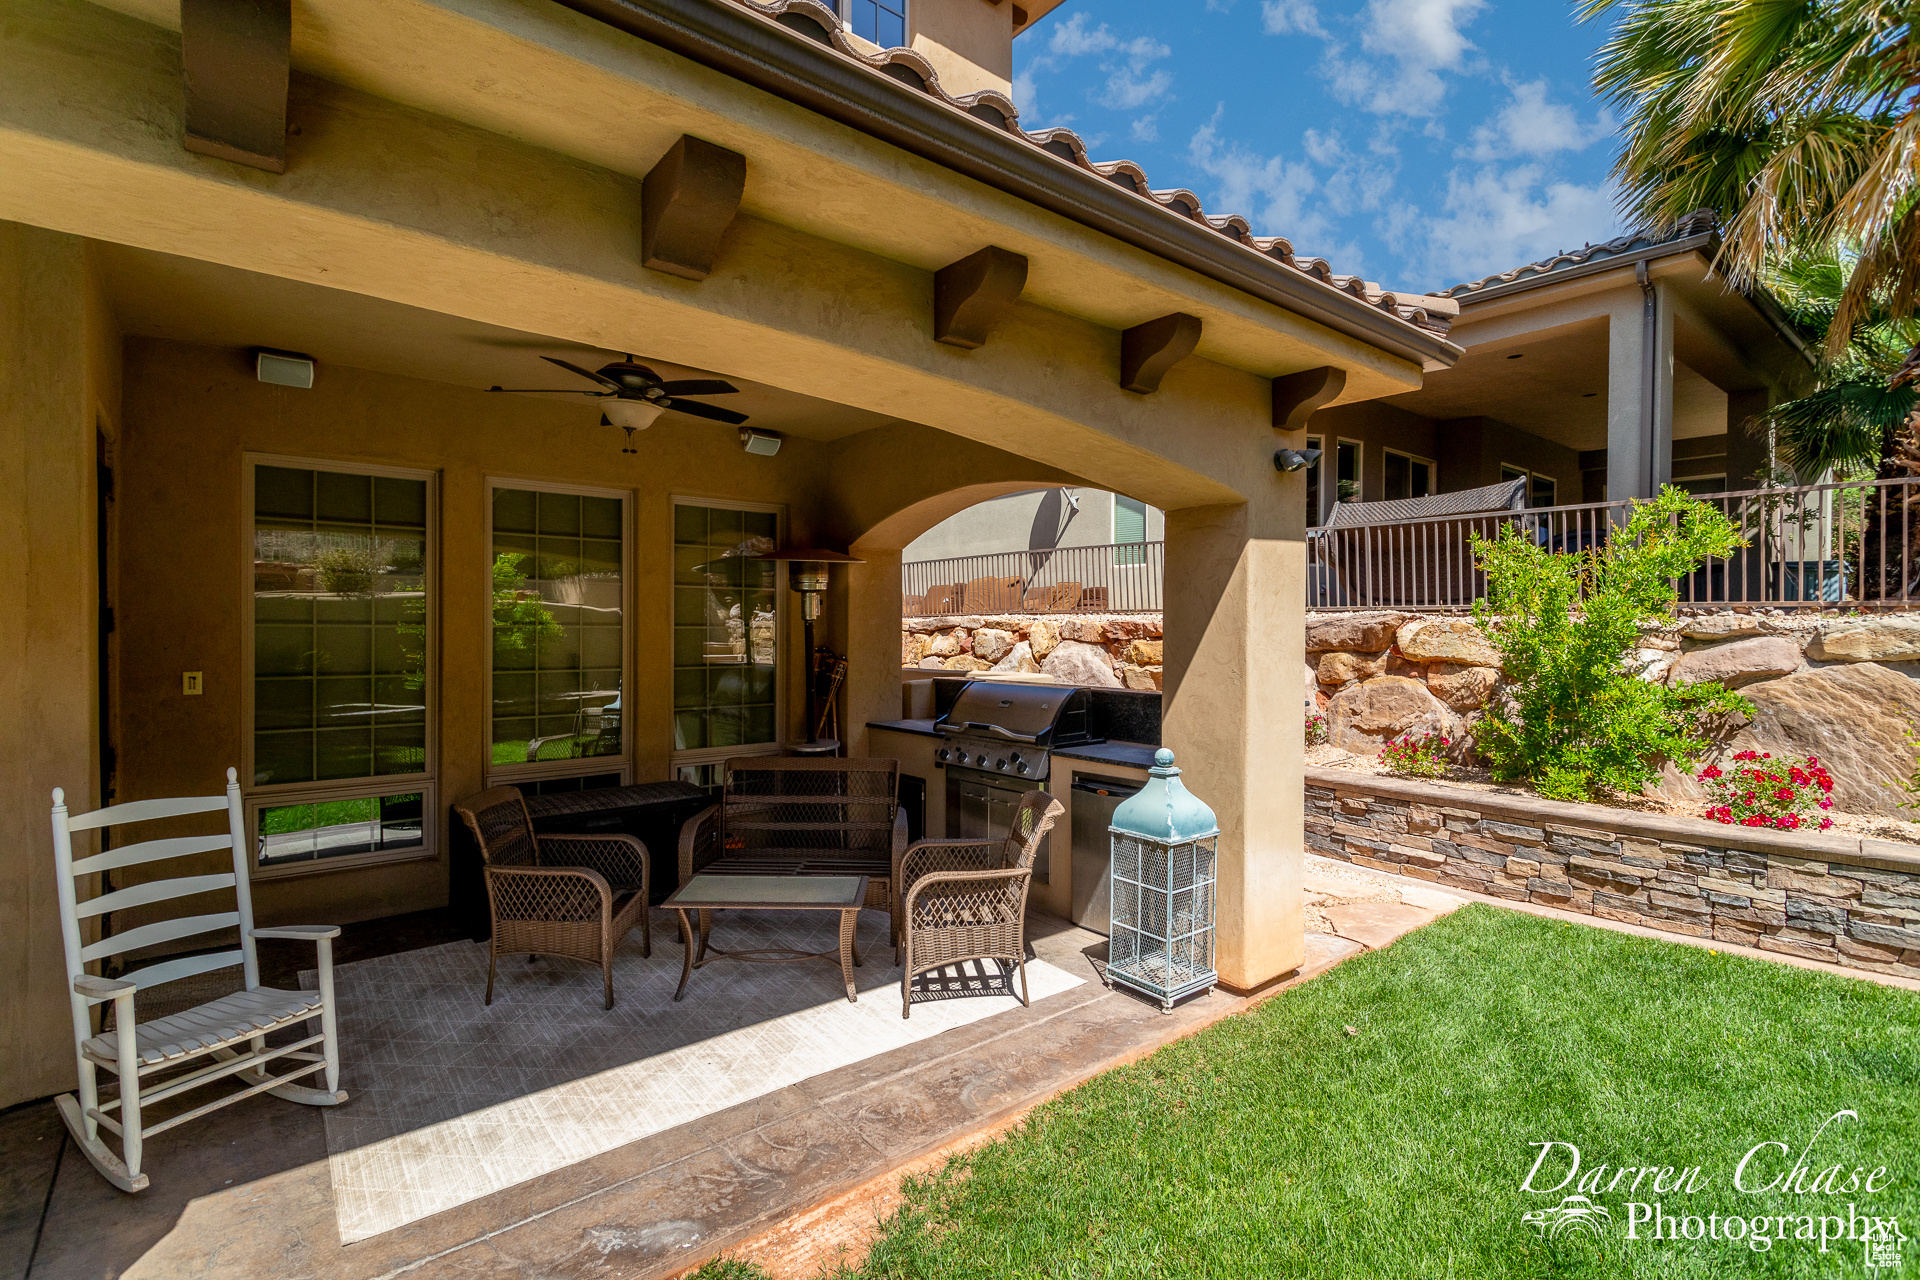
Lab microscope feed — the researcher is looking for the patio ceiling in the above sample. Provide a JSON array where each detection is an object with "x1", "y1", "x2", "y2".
[{"x1": 94, "y1": 242, "x2": 910, "y2": 443}]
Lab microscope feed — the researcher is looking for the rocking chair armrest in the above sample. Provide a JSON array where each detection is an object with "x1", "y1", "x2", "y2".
[
  {"x1": 73, "y1": 973, "x2": 136, "y2": 1001},
  {"x1": 250, "y1": 924, "x2": 343, "y2": 941}
]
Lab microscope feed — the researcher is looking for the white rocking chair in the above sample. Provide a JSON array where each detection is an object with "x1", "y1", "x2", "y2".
[{"x1": 50, "y1": 768, "x2": 348, "y2": 1193}]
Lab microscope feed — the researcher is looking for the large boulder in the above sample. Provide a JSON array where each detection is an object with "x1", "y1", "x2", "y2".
[
  {"x1": 1058, "y1": 618, "x2": 1107, "y2": 644},
  {"x1": 1106, "y1": 618, "x2": 1162, "y2": 640},
  {"x1": 1026, "y1": 618, "x2": 1060, "y2": 661},
  {"x1": 1426, "y1": 662, "x2": 1499, "y2": 711},
  {"x1": 1396, "y1": 618, "x2": 1500, "y2": 667},
  {"x1": 902, "y1": 633, "x2": 932, "y2": 665},
  {"x1": 1120, "y1": 663, "x2": 1162, "y2": 691},
  {"x1": 1808, "y1": 616, "x2": 1920, "y2": 663},
  {"x1": 971, "y1": 627, "x2": 1016, "y2": 663},
  {"x1": 1039, "y1": 639, "x2": 1121, "y2": 687},
  {"x1": 928, "y1": 632, "x2": 961, "y2": 658},
  {"x1": 1669, "y1": 636, "x2": 1802, "y2": 688},
  {"x1": 1325, "y1": 676, "x2": 1458, "y2": 756},
  {"x1": 1317, "y1": 650, "x2": 1388, "y2": 686},
  {"x1": 1125, "y1": 639, "x2": 1163, "y2": 665},
  {"x1": 1304, "y1": 661, "x2": 1319, "y2": 710},
  {"x1": 1306, "y1": 612, "x2": 1405, "y2": 653},
  {"x1": 942, "y1": 654, "x2": 992, "y2": 672},
  {"x1": 990, "y1": 640, "x2": 1039, "y2": 674},
  {"x1": 1658, "y1": 662, "x2": 1920, "y2": 815}
]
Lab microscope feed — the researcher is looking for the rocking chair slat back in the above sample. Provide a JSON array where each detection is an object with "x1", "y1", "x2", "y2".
[
  {"x1": 70, "y1": 833, "x2": 235, "y2": 877},
  {"x1": 63, "y1": 793, "x2": 231, "y2": 832},
  {"x1": 75, "y1": 872, "x2": 237, "y2": 919},
  {"x1": 81, "y1": 911, "x2": 240, "y2": 963}
]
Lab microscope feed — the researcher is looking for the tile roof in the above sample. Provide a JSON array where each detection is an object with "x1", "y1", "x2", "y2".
[
  {"x1": 1434, "y1": 210, "x2": 1718, "y2": 301},
  {"x1": 729, "y1": 0, "x2": 1458, "y2": 337}
]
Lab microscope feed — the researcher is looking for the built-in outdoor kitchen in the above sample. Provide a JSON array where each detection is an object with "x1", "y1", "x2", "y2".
[{"x1": 869, "y1": 677, "x2": 1163, "y2": 934}]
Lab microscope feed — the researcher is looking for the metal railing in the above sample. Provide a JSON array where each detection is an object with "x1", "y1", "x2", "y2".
[
  {"x1": 903, "y1": 541, "x2": 1165, "y2": 615},
  {"x1": 1309, "y1": 476, "x2": 1920, "y2": 611}
]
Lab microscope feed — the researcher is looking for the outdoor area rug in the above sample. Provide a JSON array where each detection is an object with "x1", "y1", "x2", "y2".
[{"x1": 308, "y1": 909, "x2": 1083, "y2": 1242}]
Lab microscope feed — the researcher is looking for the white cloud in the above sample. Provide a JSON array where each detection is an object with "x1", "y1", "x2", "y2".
[
  {"x1": 1465, "y1": 79, "x2": 1615, "y2": 161},
  {"x1": 1101, "y1": 67, "x2": 1175, "y2": 110},
  {"x1": 1048, "y1": 12, "x2": 1117, "y2": 57},
  {"x1": 1031, "y1": 14, "x2": 1176, "y2": 115},
  {"x1": 1188, "y1": 111, "x2": 1369, "y2": 269},
  {"x1": 1385, "y1": 163, "x2": 1624, "y2": 286},
  {"x1": 1327, "y1": 0, "x2": 1488, "y2": 116},
  {"x1": 1012, "y1": 67, "x2": 1040, "y2": 116},
  {"x1": 1131, "y1": 115, "x2": 1160, "y2": 143},
  {"x1": 1261, "y1": 0, "x2": 1327, "y2": 36}
]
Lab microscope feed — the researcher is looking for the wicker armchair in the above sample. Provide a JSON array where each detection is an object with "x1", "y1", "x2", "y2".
[
  {"x1": 677, "y1": 756, "x2": 907, "y2": 934},
  {"x1": 896, "y1": 789, "x2": 1063, "y2": 1019},
  {"x1": 452, "y1": 787, "x2": 651, "y2": 1010}
]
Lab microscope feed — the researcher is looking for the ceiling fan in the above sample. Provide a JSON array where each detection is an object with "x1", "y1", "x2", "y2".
[{"x1": 489, "y1": 356, "x2": 748, "y2": 453}]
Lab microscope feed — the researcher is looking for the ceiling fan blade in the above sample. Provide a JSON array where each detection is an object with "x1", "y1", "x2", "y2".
[
  {"x1": 658, "y1": 379, "x2": 739, "y2": 396},
  {"x1": 542, "y1": 356, "x2": 622, "y2": 390},
  {"x1": 662, "y1": 397, "x2": 749, "y2": 425}
]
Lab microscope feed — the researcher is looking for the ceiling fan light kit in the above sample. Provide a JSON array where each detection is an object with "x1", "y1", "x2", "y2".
[{"x1": 488, "y1": 354, "x2": 749, "y2": 454}]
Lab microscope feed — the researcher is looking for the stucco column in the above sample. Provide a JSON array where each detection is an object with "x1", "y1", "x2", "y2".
[
  {"x1": 0, "y1": 222, "x2": 110, "y2": 1107},
  {"x1": 1606, "y1": 278, "x2": 1675, "y2": 501},
  {"x1": 839, "y1": 547, "x2": 905, "y2": 759},
  {"x1": 1161, "y1": 499, "x2": 1305, "y2": 990}
]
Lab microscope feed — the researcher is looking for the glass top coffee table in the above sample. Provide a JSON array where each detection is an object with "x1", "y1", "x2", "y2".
[{"x1": 661, "y1": 874, "x2": 870, "y2": 1003}]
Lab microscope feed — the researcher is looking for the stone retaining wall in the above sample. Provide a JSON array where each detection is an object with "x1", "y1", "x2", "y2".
[
  {"x1": 901, "y1": 613, "x2": 1162, "y2": 689},
  {"x1": 1306, "y1": 769, "x2": 1920, "y2": 980}
]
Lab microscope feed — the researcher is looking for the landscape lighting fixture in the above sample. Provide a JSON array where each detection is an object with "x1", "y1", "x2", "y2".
[{"x1": 1274, "y1": 447, "x2": 1322, "y2": 473}]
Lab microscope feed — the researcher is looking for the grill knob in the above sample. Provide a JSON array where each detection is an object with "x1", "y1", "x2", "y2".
[
  {"x1": 935, "y1": 747, "x2": 950, "y2": 762},
  {"x1": 1016, "y1": 761, "x2": 1030, "y2": 775},
  {"x1": 995, "y1": 758, "x2": 1008, "y2": 771}
]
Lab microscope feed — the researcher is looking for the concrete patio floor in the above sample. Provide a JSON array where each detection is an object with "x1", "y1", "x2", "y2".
[{"x1": 1, "y1": 868, "x2": 1464, "y2": 1280}]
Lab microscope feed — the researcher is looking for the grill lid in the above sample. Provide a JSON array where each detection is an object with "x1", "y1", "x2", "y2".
[{"x1": 935, "y1": 681, "x2": 1079, "y2": 744}]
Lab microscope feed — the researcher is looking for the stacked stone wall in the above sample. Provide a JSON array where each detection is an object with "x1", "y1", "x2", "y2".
[
  {"x1": 1307, "y1": 771, "x2": 1920, "y2": 980},
  {"x1": 902, "y1": 613, "x2": 1162, "y2": 689}
]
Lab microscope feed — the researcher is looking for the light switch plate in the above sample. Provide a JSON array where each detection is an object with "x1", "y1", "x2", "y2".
[{"x1": 183, "y1": 671, "x2": 203, "y2": 696}]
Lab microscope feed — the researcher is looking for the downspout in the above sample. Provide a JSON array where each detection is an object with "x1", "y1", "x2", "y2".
[{"x1": 1636, "y1": 260, "x2": 1657, "y2": 498}]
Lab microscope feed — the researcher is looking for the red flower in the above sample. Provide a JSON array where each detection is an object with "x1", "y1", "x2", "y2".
[
  {"x1": 1819, "y1": 818, "x2": 1834, "y2": 830},
  {"x1": 1700, "y1": 765, "x2": 1723, "y2": 780},
  {"x1": 1774, "y1": 788, "x2": 1795, "y2": 802}
]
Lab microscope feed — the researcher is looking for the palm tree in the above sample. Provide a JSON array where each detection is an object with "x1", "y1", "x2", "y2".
[
  {"x1": 1582, "y1": 0, "x2": 1918, "y2": 357},
  {"x1": 1759, "y1": 249, "x2": 1919, "y2": 478}
]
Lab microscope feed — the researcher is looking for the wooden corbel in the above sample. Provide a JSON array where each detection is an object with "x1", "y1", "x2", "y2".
[
  {"x1": 642, "y1": 135, "x2": 747, "y2": 281},
  {"x1": 934, "y1": 247, "x2": 1029, "y2": 348},
  {"x1": 181, "y1": 0, "x2": 292, "y2": 173},
  {"x1": 1119, "y1": 313, "x2": 1202, "y2": 393},
  {"x1": 1271, "y1": 366, "x2": 1346, "y2": 432}
]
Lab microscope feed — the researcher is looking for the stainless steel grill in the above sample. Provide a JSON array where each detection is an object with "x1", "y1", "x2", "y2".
[{"x1": 931, "y1": 681, "x2": 1095, "y2": 784}]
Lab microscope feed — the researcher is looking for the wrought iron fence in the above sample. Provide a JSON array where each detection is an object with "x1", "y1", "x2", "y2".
[
  {"x1": 1308, "y1": 477, "x2": 1920, "y2": 611},
  {"x1": 903, "y1": 540, "x2": 1165, "y2": 615}
]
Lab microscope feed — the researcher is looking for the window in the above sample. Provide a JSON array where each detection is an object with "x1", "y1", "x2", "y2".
[
  {"x1": 1305, "y1": 435, "x2": 1322, "y2": 526},
  {"x1": 1113, "y1": 494, "x2": 1148, "y2": 566},
  {"x1": 1336, "y1": 440, "x2": 1361, "y2": 504},
  {"x1": 1678, "y1": 475, "x2": 1727, "y2": 496},
  {"x1": 1503, "y1": 464, "x2": 1557, "y2": 509},
  {"x1": 248, "y1": 458, "x2": 434, "y2": 874},
  {"x1": 846, "y1": 0, "x2": 906, "y2": 47},
  {"x1": 672, "y1": 501, "x2": 781, "y2": 758},
  {"x1": 1383, "y1": 450, "x2": 1436, "y2": 500},
  {"x1": 488, "y1": 483, "x2": 628, "y2": 784}
]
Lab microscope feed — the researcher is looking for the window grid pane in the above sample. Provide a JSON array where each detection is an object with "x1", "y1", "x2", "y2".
[
  {"x1": 257, "y1": 791, "x2": 424, "y2": 868},
  {"x1": 672, "y1": 504, "x2": 779, "y2": 753},
  {"x1": 492, "y1": 489, "x2": 626, "y2": 770},
  {"x1": 252, "y1": 466, "x2": 428, "y2": 787},
  {"x1": 848, "y1": 0, "x2": 906, "y2": 47}
]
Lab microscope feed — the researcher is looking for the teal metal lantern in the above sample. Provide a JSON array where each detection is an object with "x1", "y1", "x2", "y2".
[{"x1": 1105, "y1": 748, "x2": 1219, "y2": 1012}]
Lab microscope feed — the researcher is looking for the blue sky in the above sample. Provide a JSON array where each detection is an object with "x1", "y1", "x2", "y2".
[{"x1": 1012, "y1": 0, "x2": 1628, "y2": 294}]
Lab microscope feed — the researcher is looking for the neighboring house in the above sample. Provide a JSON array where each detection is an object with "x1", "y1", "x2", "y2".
[
  {"x1": 0, "y1": 0, "x2": 1465, "y2": 1103},
  {"x1": 1305, "y1": 212, "x2": 1814, "y2": 523},
  {"x1": 903, "y1": 487, "x2": 1166, "y2": 561}
]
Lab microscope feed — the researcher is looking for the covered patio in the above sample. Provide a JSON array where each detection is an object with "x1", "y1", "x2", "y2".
[{"x1": 0, "y1": 0, "x2": 1469, "y2": 1272}]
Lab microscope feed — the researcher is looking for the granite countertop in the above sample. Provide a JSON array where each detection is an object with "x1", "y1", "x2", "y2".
[
  {"x1": 867, "y1": 718, "x2": 941, "y2": 737},
  {"x1": 1052, "y1": 740, "x2": 1161, "y2": 768}
]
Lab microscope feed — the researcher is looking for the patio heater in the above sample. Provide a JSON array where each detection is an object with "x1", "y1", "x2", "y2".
[
  {"x1": 1105, "y1": 748, "x2": 1218, "y2": 1012},
  {"x1": 758, "y1": 547, "x2": 863, "y2": 754}
]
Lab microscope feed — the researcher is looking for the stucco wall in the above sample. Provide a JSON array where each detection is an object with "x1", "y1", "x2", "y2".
[{"x1": 901, "y1": 488, "x2": 1168, "y2": 562}]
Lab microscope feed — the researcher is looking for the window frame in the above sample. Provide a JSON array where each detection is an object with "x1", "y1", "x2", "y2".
[
  {"x1": 1335, "y1": 438, "x2": 1364, "y2": 504},
  {"x1": 241, "y1": 453, "x2": 439, "y2": 878},
  {"x1": 1304, "y1": 434, "x2": 1323, "y2": 526},
  {"x1": 1382, "y1": 448, "x2": 1437, "y2": 501},
  {"x1": 668, "y1": 495, "x2": 787, "y2": 775},
  {"x1": 841, "y1": 0, "x2": 908, "y2": 47},
  {"x1": 483, "y1": 477, "x2": 635, "y2": 790},
  {"x1": 1502, "y1": 463, "x2": 1557, "y2": 509}
]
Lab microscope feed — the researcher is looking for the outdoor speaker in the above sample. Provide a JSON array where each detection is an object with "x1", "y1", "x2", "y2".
[
  {"x1": 255, "y1": 349, "x2": 315, "y2": 389},
  {"x1": 740, "y1": 427, "x2": 783, "y2": 457}
]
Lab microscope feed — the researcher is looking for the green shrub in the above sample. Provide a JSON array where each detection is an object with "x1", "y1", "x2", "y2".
[{"x1": 1470, "y1": 487, "x2": 1752, "y2": 802}]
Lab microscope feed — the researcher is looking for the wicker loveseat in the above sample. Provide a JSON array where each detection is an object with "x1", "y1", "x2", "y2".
[{"x1": 676, "y1": 757, "x2": 908, "y2": 937}]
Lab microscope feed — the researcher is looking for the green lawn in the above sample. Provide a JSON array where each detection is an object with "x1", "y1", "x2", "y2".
[{"x1": 838, "y1": 906, "x2": 1919, "y2": 1279}]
